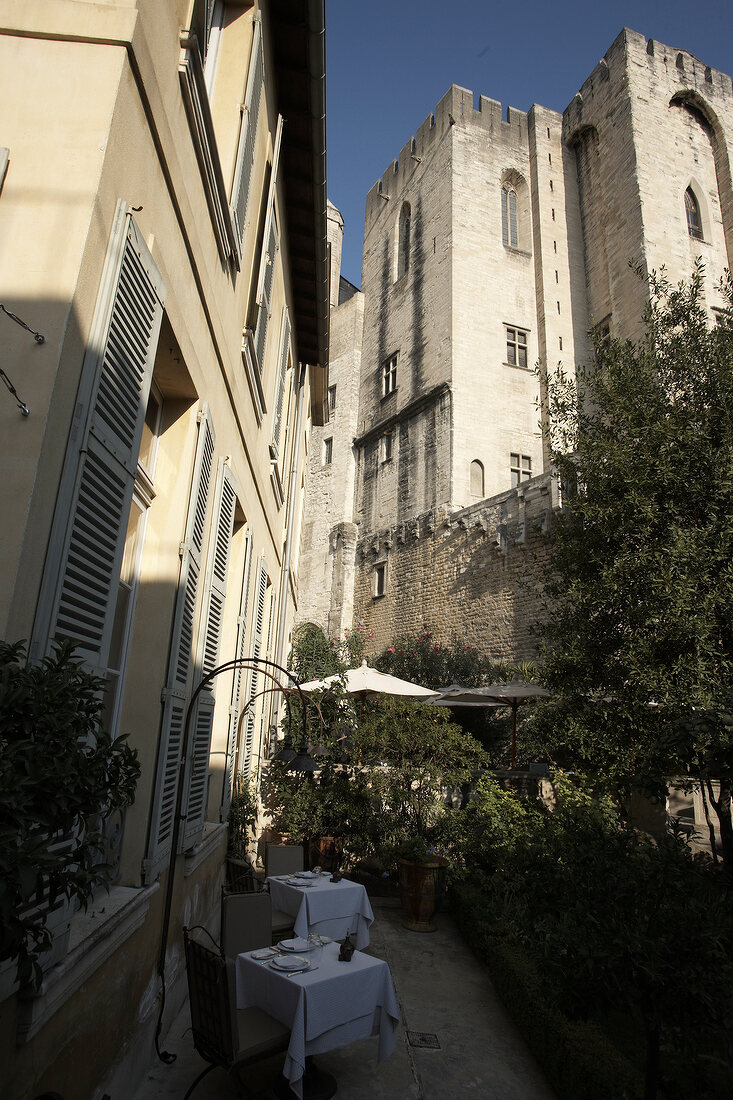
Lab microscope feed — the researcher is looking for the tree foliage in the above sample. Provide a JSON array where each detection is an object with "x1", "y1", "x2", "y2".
[{"x1": 536, "y1": 266, "x2": 733, "y2": 863}]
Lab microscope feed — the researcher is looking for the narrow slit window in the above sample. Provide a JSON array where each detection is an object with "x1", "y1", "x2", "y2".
[
  {"x1": 685, "y1": 188, "x2": 703, "y2": 240},
  {"x1": 501, "y1": 187, "x2": 518, "y2": 248}
]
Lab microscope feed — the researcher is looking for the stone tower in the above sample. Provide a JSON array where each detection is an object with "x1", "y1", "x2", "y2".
[{"x1": 299, "y1": 29, "x2": 733, "y2": 661}]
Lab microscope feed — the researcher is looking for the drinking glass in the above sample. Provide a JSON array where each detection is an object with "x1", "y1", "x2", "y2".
[{"x1": 307, "y1": 932, "x2": 324, "y2": 964}]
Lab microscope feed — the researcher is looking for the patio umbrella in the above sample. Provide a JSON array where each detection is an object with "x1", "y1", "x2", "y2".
[
  {"x1": 480, "y1": 682, "x2": 551, "y2": 769},
  {"x1": 299, "y1": 659, "x2": 440, "y2": 701},
  {"x1": 428, "y1": 683, "x2": 504, "y2": 709}
]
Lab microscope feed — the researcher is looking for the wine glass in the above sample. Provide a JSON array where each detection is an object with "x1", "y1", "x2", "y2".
[{"x1": 307, "y1": 931, "x2": 324, "y2": 964}]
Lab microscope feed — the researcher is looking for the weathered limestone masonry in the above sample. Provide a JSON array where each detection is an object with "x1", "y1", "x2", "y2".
[
  {"x1": 297, "y1": 202, "x2": 363, "y2": 637},
  {"x1": 299, "y1": 28, "x2": 733, "y2": 663},
  {"x1": 564, "y1": 29, "x2": 733, "y2": 340},
  {"x1": 354, "y1": 473, "x2": 559, "y2": 661}
]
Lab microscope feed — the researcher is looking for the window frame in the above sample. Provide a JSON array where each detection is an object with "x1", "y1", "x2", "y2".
[
  {"x1": 382, "y1": 353, "x2": 398, "y2": 398},
  {"x1": 510, "y1": 452, "x2": 532, "y2": 487},
  {"x1": 505, "y1": 326, "x2": 529, "y2": 369},
  {"x1": 684, "y1": 187, "x2": 704, "y2": 241},
  {"x1": 501, "y1": 186, "x2": 518, "y2": 248},
  {"x1": 373, "y1": 561, "x2": 387, "y2": 598},
  {"x1": 322, "y1": 436, "x2": 333, "y2": 466}
]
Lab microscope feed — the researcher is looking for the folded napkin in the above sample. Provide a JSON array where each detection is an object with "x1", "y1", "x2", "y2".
[
  {"x1": 271, "y1": 954, "x2": 309, "y2": 971},
  {"x1": 278, "y1": 937, "x2": 310, "y2": 952}
]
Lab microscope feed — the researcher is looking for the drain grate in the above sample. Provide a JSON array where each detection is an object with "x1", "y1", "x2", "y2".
[{"x1": 407, "y1": 1030, "x2": 440, "y2": 1049}]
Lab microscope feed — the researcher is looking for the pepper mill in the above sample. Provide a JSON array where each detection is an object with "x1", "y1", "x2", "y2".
[{"x1": 338, "y1": 931, "x2": 355, "y2": 961}]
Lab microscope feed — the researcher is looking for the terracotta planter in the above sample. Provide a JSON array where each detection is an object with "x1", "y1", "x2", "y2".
[
  {"x1": 308, "y1": 836, "x2": 343, "y2": 872},
  {"x1": 399, "y1": 857, "x2": 448, "y2": 932}
]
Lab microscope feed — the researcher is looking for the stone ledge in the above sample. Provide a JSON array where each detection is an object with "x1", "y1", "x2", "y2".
[{"x1": 16, "y1": 882, "x2": 160, "y2": 1043}]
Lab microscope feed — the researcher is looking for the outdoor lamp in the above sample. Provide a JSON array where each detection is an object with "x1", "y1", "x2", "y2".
[{"x1": 286, "y1": 744, "x2": 318, "y2": 772}]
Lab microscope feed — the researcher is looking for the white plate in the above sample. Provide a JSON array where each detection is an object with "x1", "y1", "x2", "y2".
[
  {"x1": 271, "y1": 954, "x2": 310, "y2": 972},
  {"x1": 251, "y1": 947, "x2": 278, "y2": 960},
  {"x1": 278, "y1": 937, "x2": 310, "y2": 953},
  {"x1": 286, "y1": 876, "x2": 316, "y2": 886},
  {"x1": 294, "y1": 870, "x2": 315, "y2": 878}
]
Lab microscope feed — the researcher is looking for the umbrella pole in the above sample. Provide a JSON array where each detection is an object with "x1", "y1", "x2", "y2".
[{"x1": 511, "y1": 704, "x2": 517, "y2": 769}]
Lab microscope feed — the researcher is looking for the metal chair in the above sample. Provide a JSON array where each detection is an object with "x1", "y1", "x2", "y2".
[
  {"x1": 265, "y1": 843, "x2": 304, "y2": 877},
  {"x1": 183, "y1": 926, "x2": 290, "y2": 1100},
  {"x1": 226, "y1": 857, "x2": 259, "y2": 894},
  {"x1": 221, "y1": 878, "x2": 294, "y2": 947},
  {"x1": 220, "y1": 891, "x2": 273, "y2": 958}
]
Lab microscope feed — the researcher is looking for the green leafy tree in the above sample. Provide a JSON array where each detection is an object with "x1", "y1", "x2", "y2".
[
  {"x1": 537, "y1": 266, "x2": 733, "y2": 866},
  {"x1": 0, "y1": 641, "x2": 140, "y2": 986},
  {"x1": 373, "y1": 630, "x2": 503, "y2": 688}
]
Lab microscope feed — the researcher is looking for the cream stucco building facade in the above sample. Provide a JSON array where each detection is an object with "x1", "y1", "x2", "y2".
[
  {"x1": 299, "y1": 28, "x2": 733, "y2": 663},
  {"x1": 0, "y1": 2, "x2": 327, "y2": 1097}
]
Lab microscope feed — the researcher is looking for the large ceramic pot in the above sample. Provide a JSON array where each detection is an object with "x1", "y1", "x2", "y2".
[
  {"x1": 399, "y1": 857, "x2": 448, "y2": 933},
  {"x1": 308, "y1": 836, "x2": 343, "y2": 872}
]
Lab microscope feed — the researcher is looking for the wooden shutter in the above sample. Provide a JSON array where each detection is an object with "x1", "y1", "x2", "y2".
[
  {"x1": 181, "y1": 461, "x2": 237, "y2": 849},
  {"x1": 240, "y1": 559, "x2": 268, "y2": 778},
  {"x1": 270, "y1": 310, "x2": 290, "y2": 462},
  {"x1": 144, "y1": 406, "x2": 215, "y2": 882},
  {"x1": 251, "y1": 114, "x2": 283, "y2": 374},
  {"x1": 220, "y1": 527, "x2": 253, "y2": 820},
  {"x1": 231, "y1": 16, "x2": 263, "y2": 249},
  {"x1": 48, "y1": 211, "x2": 164, "y2": 669}
]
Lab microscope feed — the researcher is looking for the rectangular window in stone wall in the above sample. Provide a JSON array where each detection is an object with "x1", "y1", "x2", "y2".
[
  {"x1": 510, "y1": 453, "x2": 531, "y2": 486},
  {"x1": 382, "y1": 353, "x2": 398, "y2": 397},
  {"x1": 322, "y1": 437, "x2": 333, "y2": 465},
  {"x1": 373, "y1": 561, "x2": 387, "y2": 597},
  {"x1": 381, "y1": 431, "x2": 394, "y2": 463},
  {"x1": 505, "y1": 326, "x2": 528, "y2": 368},
  {"x1": 328, "y1": 384, "x2": 337, "y2": 412}
]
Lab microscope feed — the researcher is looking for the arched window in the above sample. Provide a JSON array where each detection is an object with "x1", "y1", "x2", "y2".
[
  {"x1": 685, "y1": 187, "x2": 703, "y2": 240},
  {"x1": 470, "y1": 460, "x2": 484, "y2": 498},
  {"x1": 501, "y1": 187, "x2": 518, "y2": 248},
  {"x1": 397, "y1": 202, "x2": 411, "y2": 278}
]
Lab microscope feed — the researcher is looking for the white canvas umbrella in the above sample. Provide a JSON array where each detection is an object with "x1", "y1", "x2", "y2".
[{"x1": 299, "y1": 659, "x2": 440, "y2": 701}]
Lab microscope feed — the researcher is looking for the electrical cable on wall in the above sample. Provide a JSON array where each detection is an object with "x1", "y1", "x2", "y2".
[{"x1": 1, "y1": 303, "x2": 45, "y2": 416}]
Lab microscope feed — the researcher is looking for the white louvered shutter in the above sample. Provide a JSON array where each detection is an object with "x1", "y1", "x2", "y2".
[
  {"x1": 231, "y1": 17, "x2": 263, "y2": 250},
  {"x1": 271, "y1": 311, "x2": 290, "y2": 461},
  {"x1": 253, "y1": 217, "x2": 279, "y2": 375},
  {"x1": 49, "y1": 214, "x2": 164, "y2": 668},
  {"x1": 259, "y1": 581, "x2": 278, "y2": 757},
  {"x1": 181, "y1": 462, "x2": 237, "y2": 849},
  {"x1": 220, "y1": 527, "x2": 253, "y2": 820},
  {"x1": 144, "y1": 406, "x2": 215, "y2": 882},
  {"x1": 240, "y1": 559, "x2": 268, "y2": 778}
]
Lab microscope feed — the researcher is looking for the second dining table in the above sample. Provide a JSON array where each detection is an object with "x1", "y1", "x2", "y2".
[{"x1": 267, "y1": 872, "x2": 374, "y2": 949}]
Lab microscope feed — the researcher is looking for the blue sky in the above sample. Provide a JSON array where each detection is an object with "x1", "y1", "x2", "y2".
[{"x1": 325, "y1": 0, "x2": 733, "y2": 286}]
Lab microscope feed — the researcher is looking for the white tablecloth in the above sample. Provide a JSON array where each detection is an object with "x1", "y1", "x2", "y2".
[
  {"x1": 236, "y1": 942, "x2": 399, "y2": 1098},
  {"x1": 267, "y1": 875, "x2": 374, "y2": 949}
]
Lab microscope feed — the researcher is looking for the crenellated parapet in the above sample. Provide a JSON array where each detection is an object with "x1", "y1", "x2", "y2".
[{"x1": 364, "y1": 84, "x2": 535, "y2": 233}]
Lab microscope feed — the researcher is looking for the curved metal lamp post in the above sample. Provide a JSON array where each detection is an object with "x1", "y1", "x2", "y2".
[{"x1": 155, "y1": 655, "x2": 314, "y2": 1063}]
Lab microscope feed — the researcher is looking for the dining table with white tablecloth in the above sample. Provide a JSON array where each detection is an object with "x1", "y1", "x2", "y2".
[
  {"x1": 236, "y1": 941, "x2": 399, "y2": 1098},
  {"x1": 266, "y1": 873, "x2": 374, "y2": 949}
]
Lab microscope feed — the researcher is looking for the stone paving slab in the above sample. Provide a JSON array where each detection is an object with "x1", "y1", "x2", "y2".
[{"x1": 132, "y1": 900, "x2": 555, "y2": 1099}]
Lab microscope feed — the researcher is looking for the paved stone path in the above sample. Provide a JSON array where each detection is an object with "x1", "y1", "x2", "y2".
[{"x1": 133, "y1": 899, "x2": 556, "y2": 1099}]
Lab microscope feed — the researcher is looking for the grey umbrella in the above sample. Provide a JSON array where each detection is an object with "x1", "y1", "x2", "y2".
[{"x1": 480, "y1": 682, "x2": 551, "y2": 768}]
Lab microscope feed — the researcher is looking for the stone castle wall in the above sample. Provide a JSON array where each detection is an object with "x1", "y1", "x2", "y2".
[{"x1": 352, "y1": 473, "x2": 559, "y2": 663}]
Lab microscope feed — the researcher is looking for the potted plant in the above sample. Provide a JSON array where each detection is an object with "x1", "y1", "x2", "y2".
[
  {"x1": 351, "y1": 698, "x2": 487, "y2": 931},
  {"x1": 0, "y1": 640, "x2": 140, "y2": 989}
]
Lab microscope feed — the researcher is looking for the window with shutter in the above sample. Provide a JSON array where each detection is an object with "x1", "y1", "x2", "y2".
[
  {"x1": 220, "y1": 526, "x2": 253, "y2": 820},
  {"x1": 270, "y1": 310, "x2": 291, "y2": 462},
  {"x1": 180, "y1": 461, "x2": 238, "y2": 849},
  {"x1": 143, "y1": 406, "x2": 215, "y2": 883},
  {"x1": 240, "y1": 560, "x2": 268, "y2": 779},
  {"x1": 253, "y1": 215, "x2": 279, "y2": 374},
  {"x1": 37, "y1": 206, "x2": 165, "y2": 670},
  {"x1": 231, "y1": 17, "x2": 264, "y2": 250}
]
